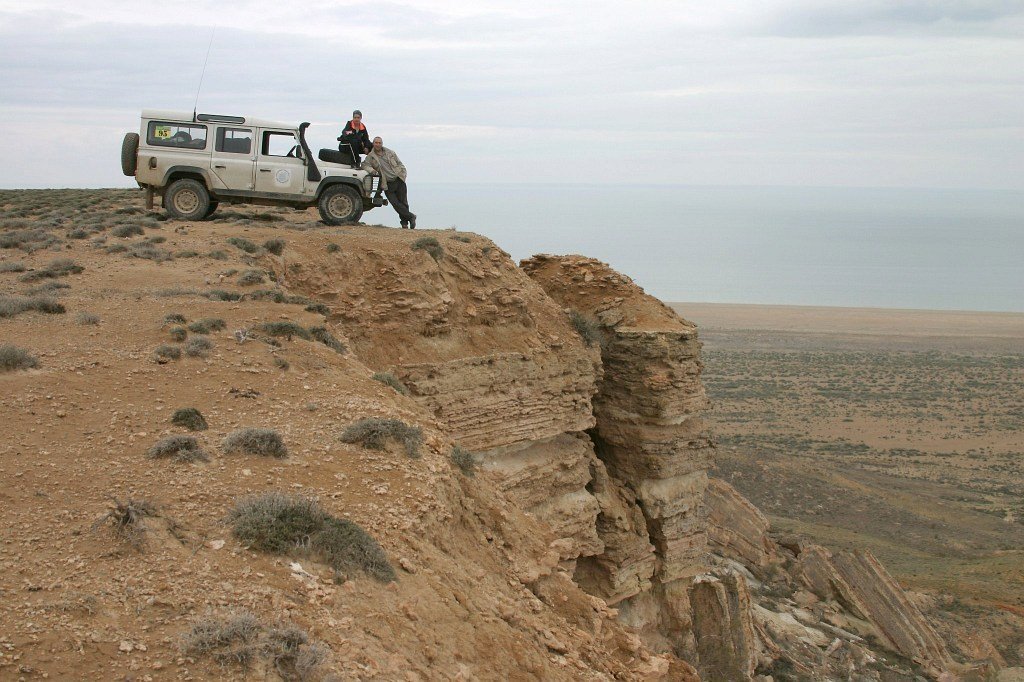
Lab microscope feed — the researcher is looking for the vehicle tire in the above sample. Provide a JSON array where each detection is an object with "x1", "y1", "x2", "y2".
[
  {"x1": 203, "y1": 201, "x2": 219, "y2": 219},
  {"x1": 121, "y1": 133, "x2": 139, "y2": 176},
  {"x1": 317, "y1": 184, "x2": 363, "y2": 225},
  {"x1": 164, "y1": 179, "x2": 210, "y2": 221}
]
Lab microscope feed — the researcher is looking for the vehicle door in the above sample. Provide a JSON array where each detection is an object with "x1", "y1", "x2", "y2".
[
  {"x1": 254, "y1": 129, "x2": 306, "y2": 196},
  {"x1": 210, "y1": 126, "x2": 255, "y2": 190}
]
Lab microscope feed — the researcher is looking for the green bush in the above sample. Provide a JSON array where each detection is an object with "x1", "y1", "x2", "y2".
[
  {"x1": 304, "y1": 302, "x2": 330, "y2": 315},
  {"x1": 309, "y1": 326, "x2": 345, "y2": 354},
  {"x1": 256, "y1": 321, "x2": 310, "y2": 340},
  {"x1": 325, "y1": 242, "x2": 340, "y2": 253},
  {"x1": 339, "y1": 418, "x2": 423, "y2": 458},
  {"x1": 187, "y1": 317, "x2": 226, "y2": 334},
  {"x1": 222, "y1": 428, "x2": 287, "y2": 458},
  {"x1": 227, "y1": 237, "x2": 258, "y2": 253},
  {"x1": 0, "y1": 344, "x2": 39, "y2": 371},
  {"x1": 263, "y1": 238, "x2": 285, "y2": 256},
  {"x1": 411, "y1": 236, "x2": 443, "y2": 261},
  {"x1": 171, "y1": 407, "x2": 208, "y2": 431},
  {"x1": 371, "y1": 372, "x2": 408, "y2": 395},
  {"x1": 227, "y1": 492, "x2": 395, "y2": 582},
  {"x1": 450, "y1": 446, "x2": 476, "y2": 477},
  {"x1": 147, "y1": 434, "x2": 208, "y2": 463}
]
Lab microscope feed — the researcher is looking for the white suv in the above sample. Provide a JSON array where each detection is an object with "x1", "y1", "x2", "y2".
[{"x1": 121, "y1": 110, "x2": 382, "y2": 224}]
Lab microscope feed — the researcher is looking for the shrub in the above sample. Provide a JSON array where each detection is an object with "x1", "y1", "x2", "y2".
[
  {"x1": 227, "y1": 236, "x2": 258, "y2": 253},
  {"x1": 263, "y1": 238, "x2": 285, "y2": 256},
  {"x1": 171, "y1": 407, "x2": 208, "y2": 431},
  {"x1": 18, "y1": 258, "x2": 83, "y2": 282},
  {"x1": 145, "y1": 235, "x2": 166, "y2": 244},
  {"x1": 371, "y1": 372, "x2": 408, "y2": 395},
  {"x1": 450, "y1": 446, "x2": 476, "y2": 477},
  {"x1": 111, "y1": 224, "x2": 144, "y2": 238},
  {"x1": 0, "y1": 261, "x2": 25, "y2": 273},
  {"x1": 92, "y1": 498, "x2": 157, "y2": 548},
  {"x1": 188, "y1": 317, "x2": 226, "y2": 334},
  {"x1": 453, "y1": 235, "x2": 471, "y2": 243},
  {"x1": 222, "y1": 428, "x2": 287, "y2": 458},
  {"x1": 0, "y1": 344, "x2": 39, "y2": 371},
  {"x1": 569, "y1": 309, "x2": 602, "y2": 348},
  {"x1": 76, "y1": 311, "x2": 100, "y2": 325},
  {"x1": 207, "y1": 289, "x2": 242, "y2": 301},
  {"x1": 274, "y1": 357, "x2": 289, "y2": 370},
  {"x1": 168, "y1": 325, "x2": 187, "y2": 342},
  {"x1": 0, "y1": 294, "x2": 65, "y2": 318},
  {"x1": 227, "y1": 492, "x2": 395, "y2": 581},
  {"x1": 147, "y1": 435, "x2": 209, "y2": 463},
  {"x1": 184, "y1": 335, "x2": 213, "y2": 358},
  {"x1": 183, "y1": 612, "x2": 329, "y2": 677},
  {"x1": 256, "y1": 321, "x2": 310, "y2": 340},
  {"x1": 411, "y1": 236, "x2": 443, "y2": 261},
  {"x1": 164, "y1": 312, "x2": 187, "y2": 324},
  {"x1": 309, "y1": 326, "x2": 345, "y2": 354},
  {"x1": 154, "y1": 344, "x2": 181, "y2": 361},
  {"x1": 304, "y1": 302, "x2": 330, "y2": 315},
  {"x1": 339, "y1": 418, "x2": 423, "y2": 458},
  {"x1": 129, "y1": 243, "x2": 173, "y2": 262},
  {"x1": 105, "y1": 244, "x2": 128, "y2": 254},
  {"x1": 67, "y1": 228, "x2": 89, "y2": 239},
  {"x1": 175, "y1": 250, "x2": 199, "y2": 258},
  {"x1": 208, "y1": 249, "x2": 229, "y2": 260},
  {"x1": 325, "y1": 242, "x2": 340, "y2": 253},
  {"x1": 237, "y1": 269, "x2": 265, "y2": 286}
]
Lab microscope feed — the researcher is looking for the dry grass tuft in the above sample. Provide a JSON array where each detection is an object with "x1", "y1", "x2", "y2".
[
  {"x1": 339, "y1": 418, "x2": 423, "y2": 458},
  {"x1": 222, "y1": 428, "x2": 287, "y2": 458}
]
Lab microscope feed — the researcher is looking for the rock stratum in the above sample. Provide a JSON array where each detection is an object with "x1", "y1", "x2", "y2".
[{"x1": 0, "y1": 191, "x2": 1002, "y2": 680}]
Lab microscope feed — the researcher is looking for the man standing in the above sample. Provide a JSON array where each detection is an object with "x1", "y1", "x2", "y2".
[{"x1": 362, "y1": 136, "x2": 416, "y2": 229}]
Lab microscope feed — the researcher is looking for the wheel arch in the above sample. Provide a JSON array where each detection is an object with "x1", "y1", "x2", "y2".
[
  {"x1": 314, "y1": 177, "x2": 364, "y2": 201},
  {"x1": 161, "y1": 166, "x2": 214, "y2": 192}
]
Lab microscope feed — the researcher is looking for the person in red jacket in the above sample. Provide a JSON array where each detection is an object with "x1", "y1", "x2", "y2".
[{"x1": 337, "y1": 110, "x2": 370, "y2": 165}]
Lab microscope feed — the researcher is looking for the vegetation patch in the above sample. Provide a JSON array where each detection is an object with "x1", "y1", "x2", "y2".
[
  {"x1": 371, "y1": 372, "x2": 408, "y2": 395},
  {"x1": 128, "y1": 242, "x2": 173, "y2": 262},
  {"x1": 208, "y1": 249, "x2": 229, "y2": 260},
  {"x1": 237, "y1": 269, "x2": 265, "y2": 286},
  {"x1": 0, "y1": 294, "x2": 65, "y2": 318},
  {"x1": 325, "y1": 242, "x2": 340, "y2": 253},
  {"x1": 227, "y1": 492, "x2": 395, "y2": 582},
  {"x1": 263, "y1": 238, "x2": 285, "y2": 256},
  {"x1": 256, "y1": 321, "x2": 311, "y2": 341},
  {"x1": 207, "y1": 289, "x2": 243, "y2": 302},
  {"x1": 339, "y1": 418, "x2": 423, "y2": 459},
  {"x1": 0, "y1": 261, "x2": 26, "y2": 273},
  {"x1": 304, "y1": 302, "x2": 330, "y2": 315},
  {"x1": 168, "y1": 325, "x2": 187, "y2": 342},
  {"x1": 569, "y1": 309, "x2": 603, "y2": 348},
  {"x1": 309, "y1": 326, "x2": 346, "y2": 354},
  {"x1": 222, "y1": 428, "x2": 287, "y2": 458},
  {"x1": 184, "y1": 335, "x2": 213, "y2": 358},
  {"x1": 163, "y1": 312, "x2": 187, "y2": 324},
  {"x1": 171, "y1": 407, "x2": 208, "y2": 431},
  {"x1": 111, "y1": 224, "x2": 144, "y2": 238},
  {"x1": 411, "y1": 236, "x2": 443, "y2": 261},
  {"x1": 154, "y1": 344, "x2": 181, "y2": 362},
  {"x1": 18, "y1": 258, "x2": 83, "y2": 282},
  {"x1": 0, "y1": 343, "x2": 39, "y2": 371},
  {"x1": 92, "y1": 498, "x2": 157, "y2": 549},
  {"x1": 227, "y1": 237, "x2": 259, "y2": 253},
  {"x1": 450, "y1": 446, "x2": 476, "y2": 477},
  {"x1": 147, "y1": 434, "x2": 209, "y2": 463},
  {"x1": 76, "y1": 311, "x2": 100, "y2": 325},
  {"x1": 182, "y1": 611, "x2": 328, "y2": 678},
  {"x1": 188, "y1": 317, "x2": 226, "y2": 334}
]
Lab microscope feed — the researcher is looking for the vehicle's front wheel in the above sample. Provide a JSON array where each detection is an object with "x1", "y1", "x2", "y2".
[
  {"x1": 164, "y1": 179, "x2": 210, "y2": 221},
  {"x1": 317, "y1": 185, "x2": 363, "y2": 225},
  {"x1": 203, "y1": 201, "x2": 219, "y2": 219}
]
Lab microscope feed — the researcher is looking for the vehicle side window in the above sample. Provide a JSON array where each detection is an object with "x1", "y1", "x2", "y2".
[
  {"x1": 216, "y1": 127, "x2": 253, "y2": 154},
  {"x1": 147, "y1": 122, "x2": 207, "y2": 149},
  {"x1": 262, "y1": 131, "x2": 299, "y2": 157}
]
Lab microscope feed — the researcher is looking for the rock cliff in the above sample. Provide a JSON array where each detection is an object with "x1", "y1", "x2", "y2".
[{"x1": 0, "y1": 192, "x2": 981, "y2": 680}]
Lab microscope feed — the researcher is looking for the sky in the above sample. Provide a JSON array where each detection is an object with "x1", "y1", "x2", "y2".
[{"x1": 0, "y1": 0, "x2": 1022, "y2": 189}]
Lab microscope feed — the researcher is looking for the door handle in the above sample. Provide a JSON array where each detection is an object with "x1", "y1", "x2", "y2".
[
  {"x1": 259, "y1": 169, "x2": 272, "y2": 173},
  {"x1": 213, "y1": 164, "x2": 226, "y2": 169}
]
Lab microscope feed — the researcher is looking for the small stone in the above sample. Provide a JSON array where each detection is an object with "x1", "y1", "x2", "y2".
[{"x1": 119, "y1": 640, "x2": 133, "y2": 652}]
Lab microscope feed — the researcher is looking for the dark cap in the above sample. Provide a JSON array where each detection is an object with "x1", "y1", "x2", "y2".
[{"x1": 352, "y1": 110, "x2": 362, "y2": 117}]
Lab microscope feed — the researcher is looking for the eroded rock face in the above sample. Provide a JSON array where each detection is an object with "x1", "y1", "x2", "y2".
[
  {"x1": 705, "y1": 477, "x2": 778, "y2": 575},
  {"x1": 689, "y1": 572, "x2": 758, "y2": 682}
]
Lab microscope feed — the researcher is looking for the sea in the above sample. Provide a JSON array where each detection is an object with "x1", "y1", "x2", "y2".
[{"x1": 377, "y1": 184, "x2": 1023, "y2": 314}]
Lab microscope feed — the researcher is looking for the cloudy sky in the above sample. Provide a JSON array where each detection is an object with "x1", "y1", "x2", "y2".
[{"x1": 1, "y1": 0, "x2": 1022, "y2": 189}]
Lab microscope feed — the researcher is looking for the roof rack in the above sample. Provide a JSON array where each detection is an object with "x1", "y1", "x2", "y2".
[{"x1": 195, "y1": 113, "x2": 246, "y2": 124}]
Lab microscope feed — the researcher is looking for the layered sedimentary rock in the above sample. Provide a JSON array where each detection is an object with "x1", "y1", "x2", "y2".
[
  {"x1": 705, "y1": 477, "x2": 778, "y2": 575},
  {"x1": 522, "y1": 254, "x2": 714, "y2": 659},
  {"x1": 689, "y1": 572, "x2": 758, "y2": 682}
]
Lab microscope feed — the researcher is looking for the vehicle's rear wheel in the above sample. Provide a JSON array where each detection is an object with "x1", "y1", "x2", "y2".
[
  {"x1": 121, "y1": 133, "x2": 139, "y2": 176},
  {"x1": 203, "y1": 201, "x2": 219, "y2": 219},
  {"x1": 164, "y1": 179, "x2": 210, "y2": 221},
  {"x1": 317, "y1": 185, "x2": 363, "y2": 225}
]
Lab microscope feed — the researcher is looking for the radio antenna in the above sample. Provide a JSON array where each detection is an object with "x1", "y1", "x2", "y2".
[{"x1": 193, "y1": 27, "x2": 216, "y2": 121}]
